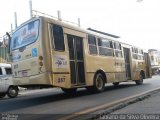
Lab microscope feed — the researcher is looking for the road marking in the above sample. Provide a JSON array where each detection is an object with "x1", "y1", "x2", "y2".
[{"x1": 58, "y1": 87, "x2": 160, "y2": 120}]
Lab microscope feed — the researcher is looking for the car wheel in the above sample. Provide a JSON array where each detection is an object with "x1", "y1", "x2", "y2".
[{"x1": 7, "y1": 86, "x2": 18, "y2": 98}]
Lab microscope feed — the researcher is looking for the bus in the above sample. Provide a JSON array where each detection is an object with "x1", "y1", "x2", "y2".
[{"x1": 8, "y1": 15, "x2": 151, "y2": 94}]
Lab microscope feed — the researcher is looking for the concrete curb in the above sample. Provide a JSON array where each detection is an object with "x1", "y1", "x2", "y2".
[
  {"x1": 58, "y1": 87, "x2": 160, "y2": 120},
  {"x1": 91, "y1": 88, "x2": 160, "y2": 120}
]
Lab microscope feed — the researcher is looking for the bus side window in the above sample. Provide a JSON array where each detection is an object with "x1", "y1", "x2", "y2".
[
  {"x1": 88, "y1": 35, "x2": 97, "y2": 55},
  {"x1": 98, "y1": 38, "x2": 113, "y2": 56},
  {"x1": 114, "y1": 42, "x2": 123, "y2": 58},
  {"x1": 52, "y1": 24, "x2": 65, "y2": 51},
  {"x1": 110, "y1": 41, "x2": 113, "y2": 48}
]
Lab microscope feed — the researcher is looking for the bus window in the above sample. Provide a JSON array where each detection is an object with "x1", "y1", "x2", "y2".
[
  {"x1": 138, "y1": 49, "x2": 143, "y2": 55},
  {"x1": 151, "y1": 56, "x2": 154, "y2": 61},
  {"x1": 98, "y1": 38, "x2": 111, "y2": 48},
  {"x1": 132, "y1": 47, "x2": 134, "y2": 52},
  {"x1": 135, "y1": 48, "x2": 138, "y2": 53},
  {"x1": 98, "y1": 38, "x2": 113, "y2": 56},
  {"x1": 11, "y1": 20, "x2": 39, "y2": 50},
  {"x1": 88, "y1": 35, "x2": 97, "y2": 55},
  {"x1": 137, "y1": 55, "x2": 144, "y2": 60},
  {"x1": 68, "y1": 36, "x2": 74, "y2": 60},
  {"x1": 52, "y1": 24, "x2": 65, "y2": 51},
  {"x1": 141, "y1": 50, "x2": 143, "y2": 54},
  {"x1": 76, "y1": 37, "x2": 83, "y2": 60},
  {"x1": 133, "y1": 54, "x2": 138, "y2": 59},
  {"x1": 115, "y1": 50, "x2": 123, "y2": 58},
  {"x1": 114, "y1": 42, "x2": 121, "y2": 50},
  {"x1": 110, "y1": 41, "x2": 113, "y2": 48},
  {"x1": 114, "y1": 42, "x2": 123, "y2": 58}
]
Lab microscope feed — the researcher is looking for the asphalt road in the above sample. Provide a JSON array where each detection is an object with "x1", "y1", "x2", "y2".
[{"x1": 0, "y1": 75, "x2": 160, "y2": 120}]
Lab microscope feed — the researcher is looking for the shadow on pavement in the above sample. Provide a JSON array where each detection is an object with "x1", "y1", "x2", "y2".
[{"x1": 0, "y1": 82, "x2": 150, "y2": 112}]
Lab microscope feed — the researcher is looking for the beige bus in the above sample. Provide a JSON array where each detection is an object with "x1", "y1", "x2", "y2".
[{"x1": 8, "y1": 16, "x2": 151, "y2": 94}]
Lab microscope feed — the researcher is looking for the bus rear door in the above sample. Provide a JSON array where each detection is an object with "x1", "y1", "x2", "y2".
[
  {"x1": 144, "y1": 52, "x2": 152, "y2": 78},
  {"x1": 67, "y1": 34, "x2": 85, "y2": 86},
  {"x1": 123, "y1": 47, "x2": 131, "y2": 80}
]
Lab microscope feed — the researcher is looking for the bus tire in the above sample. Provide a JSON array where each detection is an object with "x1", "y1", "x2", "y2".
[
  {"x1": 135, "y1": 74, "x2": 143, "y2": 85},
  {"x1": 113, "y1": 82, "x2": 119, "y2": 86},
  {"x1": 61, "y1": 88, "x2": 77, "y2": 94},
  {"x1": 92, "y1": 73, "x2": 105, "y2": 93},
  {"x1": 0, "y1": 93, "x2": 6, "y2": 98},
  {"x1": 7, "y1": 86, "x2": 18, "y2": 98}
]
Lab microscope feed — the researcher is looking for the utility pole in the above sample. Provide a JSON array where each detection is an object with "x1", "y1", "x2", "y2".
[
  {"x1": 11, "y1": 24, "x2": 13, "y2": 34},
  {"x1": 78, "y1": 18, "x2": 81, "y2": 27},
  {"x1": 29, "y1": 0, "x2": 33, "y2": 18},
  {"x1": 57, "y1": 10, "x2": 62, "y2": 21},
  {"x1": 14, "y1": 12, "x2": 17, "y2": 29}
]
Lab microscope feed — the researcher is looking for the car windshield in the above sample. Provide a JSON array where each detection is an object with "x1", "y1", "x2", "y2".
[{"x1": 11, "y1": 20, "x2": 39, "y2": 50}]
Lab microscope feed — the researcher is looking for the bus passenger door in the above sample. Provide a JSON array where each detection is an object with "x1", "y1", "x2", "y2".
[
  {"x1": 67, "y1": 35, "x2": 85, "y2": 86},
  {"x1": 123, "y1": 47, "x2": 131, "y2": 79},
  {"x1": 144, "y1": 53, "x2": 152, "y2": 78}
]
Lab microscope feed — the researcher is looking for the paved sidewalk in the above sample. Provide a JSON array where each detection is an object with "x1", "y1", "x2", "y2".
[
  {"x1": 97, "y1": 91, "x2": 160, "y2": 120},
  {"x1": 113, "y1": 91, "x2": 160, "y2": 114}
]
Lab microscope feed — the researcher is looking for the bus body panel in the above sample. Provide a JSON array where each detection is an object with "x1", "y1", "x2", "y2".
[
  {"x1": 13, "y1": 72, "x2": 52, "y2": 86},
  {"x1": 11, "y1": 18, "x2": 52, "y2": 87}
]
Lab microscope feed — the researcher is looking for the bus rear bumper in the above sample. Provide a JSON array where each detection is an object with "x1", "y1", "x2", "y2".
[{"x1": 12, "y1": 72, "x2": 52, "y2": 86}]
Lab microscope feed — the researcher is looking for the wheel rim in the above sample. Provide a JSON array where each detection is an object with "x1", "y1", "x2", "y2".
[
  {"x1": 9, "y1": 88, "x2": 16, "y2": 96},
  {"x1": 96, "y1": 76, "x2": 103, "y2": 90}
]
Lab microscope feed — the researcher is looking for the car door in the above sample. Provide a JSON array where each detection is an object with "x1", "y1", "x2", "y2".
[
  {"x1": 0, "y1": 67, "x2": 5, "y2": 92},
  {"x1": 4, "y1": 67, "x2": 12, "y2": 88}
]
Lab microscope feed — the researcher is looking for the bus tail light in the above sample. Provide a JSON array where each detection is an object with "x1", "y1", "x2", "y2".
[
  {"x1": 39, "y1": 61, "x2": 43, "y2": 66},
  {"x1": 39, "y1": 56, "x2": 43, "y2": 60},
  {"x1": 39, "y1": 56, "x2": 43, "y2": 66}
]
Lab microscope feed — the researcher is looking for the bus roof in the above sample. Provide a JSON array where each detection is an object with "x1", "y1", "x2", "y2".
[
  {"x1": 87, "y1": 28, "x2": 120, "y2": 38},
  {"x1": 15, "y1": 16, "x2": 146, "y2": 51}
]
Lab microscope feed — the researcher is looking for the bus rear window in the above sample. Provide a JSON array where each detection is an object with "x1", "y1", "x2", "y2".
[
  {"x1": 11, "y1": 20, "x2": 39, "y2": 50},
  {"x1": 52, "y1": 24, "x2": 65, "y2": 51}
]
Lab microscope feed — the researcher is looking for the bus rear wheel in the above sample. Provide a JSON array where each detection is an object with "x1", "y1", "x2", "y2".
[
  {"x1": 135, "y1": 74, "x2": 143, "y2": 85},
  {"x1": 91, "y1": 73, "x2": 105, "y2": 93},
  {"x1": 61, "y1": 88, "x2": 77, "y2": 94}
]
